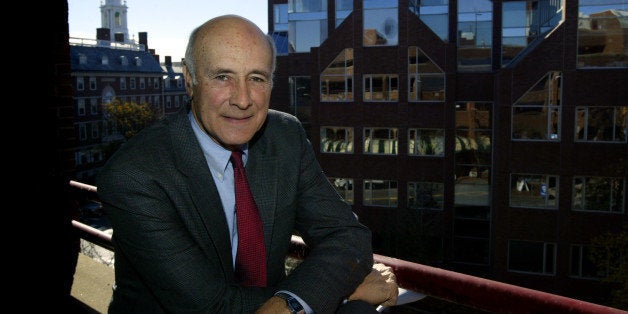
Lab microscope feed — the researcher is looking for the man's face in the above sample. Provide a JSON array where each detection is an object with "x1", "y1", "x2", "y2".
[{"x1": 185, "y1": 21, "x2": 273, "y2": 150}]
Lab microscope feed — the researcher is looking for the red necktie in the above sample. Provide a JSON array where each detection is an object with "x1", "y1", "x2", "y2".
[{"x1": 231, "y1": 150, "x2": 267, "y2": 287}]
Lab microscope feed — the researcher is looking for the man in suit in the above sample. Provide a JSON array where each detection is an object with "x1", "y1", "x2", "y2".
[{"x1": 98, "y1": 14, "x2": 397, "y2": 313}]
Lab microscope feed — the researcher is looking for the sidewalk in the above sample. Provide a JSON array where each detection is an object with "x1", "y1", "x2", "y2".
[{"x1": 70, "y1": 253, "x2": 114, "y2": 313}]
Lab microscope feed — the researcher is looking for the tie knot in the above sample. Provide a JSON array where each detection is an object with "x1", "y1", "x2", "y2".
[{"x1": 231, "y1": 150, "x2": 244, "y2": 169}]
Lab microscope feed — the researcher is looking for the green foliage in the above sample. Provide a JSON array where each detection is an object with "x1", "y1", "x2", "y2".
[
  {"x1": 102, "y1": 99, "x2": 159, "y2": 140},
  {"x1": 589, "y1": 223, "x2": 628, "y2": 310}
]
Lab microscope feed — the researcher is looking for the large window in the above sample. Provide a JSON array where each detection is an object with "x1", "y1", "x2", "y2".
[
  {"x1": 321, "y1": 126, "x2": 353, "y2": 154},
  {"x1": 77, "y1": 76, "x2": 84, "y2": 91},
  {"x1": 454, "y1": 102, "x2": 492, "y2": 267},
  {"x1": 408, "y1": 46, "x2": 445, "y2": 102},
  {"x1": 335, "y1": 0, "x2": 353, "y2": 27},
  {"x1": 364, "y1": 127, "x2": 398, "y2": 155},
  {"x1": 573, "y1": 177, "x2": 625, "y2": 213},
  {"x1": 288, "y1": 0, "x2": 325, "y2": 12},
  {"x1": 90, "y1": 98, "x2": 98, "y2": 115},
  {"x1": 79, "y1": 123, "x2": 87, "y2": 141},
  {"x1": 512, "y1": 71, "x2": 562, "y2": 141},
  {"x1": 288, "y1": 0, "x2": 327, "y2": 52},
  {"x1": 363, "y1": 0, "x2": 398, "y2": 46},
  {"x1": 408, "y1": 181, "x2": 444, "y2": 210},
  {"x1": 289, "y1": 76, "x2": 312, "y2": 125},
  {"x1": 570, "y1": 245, "x2": 609, "y2": 279},
  {"x1": 272, "y1": 4, "x2": 290, "y2": 56},
  {"x1": 363, "y1": 74, "x2": 398, "y2": 101},
  {"x1": 408, "y1": 128, "x2": 444, "y2": 156},
  {"x1": 458, "y1": 0, "x2": 493, "y2": 71},
  {"x1": 409, "y1": 0, "x2": 448, "y2": 41},
  {"x1": 510, "y1": 174, "x2": 558, "y2": 209},
  {"x1": 363, "y1": 179, "x2": 398, "y2": 207},
  {"x1": 502, "y1": 1, "x2": 564, "y2": 66},
  {"x1": 577, "y1": 0, "x2": 628, "y2": 68},
  {"x1": 77, "y1": 99, "x2": 86, "y2": 116},
  {"x1": 455, "y1": 102, "x2": 492, "y2": 206},
  {"x1": 329, "y1": 177, "x2": 354, "y2": 204},
  {"x1": 321, "y1": 49, "x2": 353, "y2": 102},
  {"x1": 91, "y1": 122, "x2": 99, "y2": 139},
  {"x1": 575, "y1": 106, "x2": 627, "y2": 143},
  {"x1": 508, "y1": 240, "x2": 556, "y2": 275}
]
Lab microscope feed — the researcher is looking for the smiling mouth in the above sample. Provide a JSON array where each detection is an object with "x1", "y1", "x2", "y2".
[{"x1": 225, "y1": 115, "x2": 253, "y2": 123}]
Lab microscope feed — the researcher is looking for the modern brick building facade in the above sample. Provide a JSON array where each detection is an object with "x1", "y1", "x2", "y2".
[{"x1": 266, "y1": 0, "x2": 627, "y2": 305}]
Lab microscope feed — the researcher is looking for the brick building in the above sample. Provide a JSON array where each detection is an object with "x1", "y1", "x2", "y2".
[{"x1": 266, "y1": 0, "x2": 627, "y2": 305}]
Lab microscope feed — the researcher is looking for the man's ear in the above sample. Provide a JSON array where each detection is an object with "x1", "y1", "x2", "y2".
[{"x1": 182, "y1": 65, "x2": 193, "y2": 99}]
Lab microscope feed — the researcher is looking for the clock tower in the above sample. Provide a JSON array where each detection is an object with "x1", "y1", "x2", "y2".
[{"x1": 100, "y1": 0, "x2": 130, "y2": 43}]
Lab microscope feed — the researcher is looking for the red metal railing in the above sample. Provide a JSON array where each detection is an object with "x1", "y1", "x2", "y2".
[{"x1": 69, "y1": 180, "x2": 626, "y2": 314}]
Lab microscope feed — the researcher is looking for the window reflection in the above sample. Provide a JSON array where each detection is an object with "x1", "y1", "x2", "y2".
[
  {"x1": 363, "y1": 0, "x2": 398, "y2": 46},
  {"x1": 502, "y1": 1, "x2": 564, "y2": 66},
  {"x1": 289, "y1": 76, "x2": 311, "y2": 124},
  {"x1": 335, "y1": 0, "x2": 353, "y2": 27},
  {"x1": 455, "y1": 102, "x2": 492, "y2": 209},
  {"x1": 363, "y1": 179, "x2": 398, "y2": 207},
  {"x1": 510, "y1": 174, "x2": 558, "y2": 209},
  {"x1": 328, "y1": 177, "x2": 354, "y2": 204},
  {"x1": 409, "y1": 0, "x2": 449, "y2": 41},
  {"x1": 408, "y1": 46, "x2": 445, "y2": 102},
  {"x1": 320, "y1": 126, "x2": 353, "y2": 153},
  {"x1": 288, "y1": 0, "x2": 327, "y2": 52},
  {"x1": 578, "y1": 0, "x2": 628, "y2": 68},
  {"x1": 321, "y1": 49, "x2": 353, "y2": 101},
  {"x1": 575, "y1": 106, "x2": 628, "y2": 142},
  {"x1": 363, "y1": 74, "x2": 398, "y2": 101},
  {"x1": 408, "y1": 181, "x2": 444, "y2": 210},
  {"x1": 512, "y1": 71, "x2": 562, "y2": 141},
  {"x1": 573, "y1": 177, "x2": 625, "y2": 213},
  {"x1": 458, "y1": 0, "x2": 493, "y2": 71},
  {"x1": 408, "y1": 128, "x2": 445, "y2": 156},
  {"x1": 363, "y1": 127, "x2": 398, "y2": 155}
]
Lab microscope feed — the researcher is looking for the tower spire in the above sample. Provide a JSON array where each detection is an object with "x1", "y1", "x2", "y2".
[{"x1": 100, "y1": 0, "x2": 130, "y2": 43}]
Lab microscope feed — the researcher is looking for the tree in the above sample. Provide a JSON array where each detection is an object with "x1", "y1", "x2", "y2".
[
  {"x1": 102, "y1": 99, "x2": 160, "y2": 140},
  {"x1": 589, "y1": 223, "x2": 628, "y2": 310},
  {"x1": 101, "y1": 99, "x2": 161, "y2": 159}
]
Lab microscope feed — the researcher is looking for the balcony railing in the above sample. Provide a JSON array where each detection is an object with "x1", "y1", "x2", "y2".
[{"x1": 68, "y1": 180, "x2": 625, "y2": 313}]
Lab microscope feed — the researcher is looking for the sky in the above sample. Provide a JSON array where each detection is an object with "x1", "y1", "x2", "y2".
[{"x1": 68, "y1": 0, "x2": 269, "y2": 63}]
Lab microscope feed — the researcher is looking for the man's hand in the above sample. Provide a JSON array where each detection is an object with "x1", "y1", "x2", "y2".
[
  {"x1": 348, "y1": 263, "x2": 398, "y2": 307},
  {"x1": 255, "y1": 296, "x2": 291, "y2": 314}
]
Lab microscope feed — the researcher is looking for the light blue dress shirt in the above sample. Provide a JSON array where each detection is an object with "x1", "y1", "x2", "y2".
[
  {"x1": 189, "y1": 112, "x2": 313, "y2": 313},
  {"x1": 189, "y1": 112, "x2": 241, "y2": 266}
]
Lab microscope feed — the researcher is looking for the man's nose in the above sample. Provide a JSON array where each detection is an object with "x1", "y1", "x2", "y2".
[{"x1": 231, "y1": 79, "x2": 252, "y2": 109}]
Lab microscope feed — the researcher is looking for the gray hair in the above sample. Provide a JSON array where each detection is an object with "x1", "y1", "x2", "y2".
[{"x1": 183, "y1": 15, "x2": 276, "y2": 87}]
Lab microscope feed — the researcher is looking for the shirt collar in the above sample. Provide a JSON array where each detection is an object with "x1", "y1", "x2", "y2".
[{"x1": 188, "y1": 111, "x2": 249, "y2": 175}]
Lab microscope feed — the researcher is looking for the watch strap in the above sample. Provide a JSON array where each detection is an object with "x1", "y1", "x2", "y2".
[{"x1": 275, "y1": 292, "x2": 305, "y2": 314}]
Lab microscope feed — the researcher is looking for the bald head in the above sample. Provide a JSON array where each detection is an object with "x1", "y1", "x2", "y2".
[{"x1": 184, "y1": 15, "x2": 276, "y2": 86}]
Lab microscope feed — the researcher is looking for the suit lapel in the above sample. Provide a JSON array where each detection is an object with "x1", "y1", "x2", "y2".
[
  {"x1": 169, "y1": 112, "x2": 234, "y2": 277},
  {"x1": 246, "y1": 136, "x2": 278, "y2": 253}
]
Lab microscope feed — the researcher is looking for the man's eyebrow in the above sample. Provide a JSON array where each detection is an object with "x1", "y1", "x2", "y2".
[
  {"x1": 249, "y1": 69, "x2": 271, "y2": 78},
  {"x1": 207, "y1": 68, "x2": 269, "y2": 78},
  {"x1": 207, "y1": 67, "x2": 234, "y2": 75}
]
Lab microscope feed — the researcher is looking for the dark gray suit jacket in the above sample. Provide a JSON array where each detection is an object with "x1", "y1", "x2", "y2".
[{"x1": 98, "y1": 109, "x2": 375, "y2": 313}]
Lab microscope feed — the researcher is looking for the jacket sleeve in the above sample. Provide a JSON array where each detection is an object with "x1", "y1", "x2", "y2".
[{"x1": 265, "y1": 113, "x2": 374, "y2": 314}]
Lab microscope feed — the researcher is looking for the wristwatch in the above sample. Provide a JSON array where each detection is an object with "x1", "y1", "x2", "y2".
[{"x1": 275, "y1": 292, "x2": 305, "y2": 314}]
